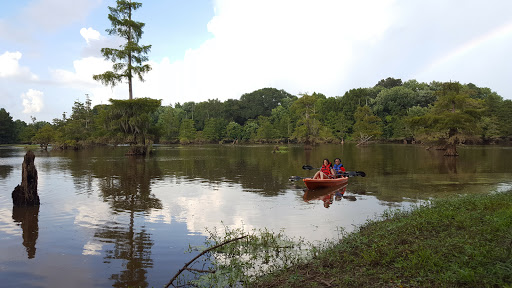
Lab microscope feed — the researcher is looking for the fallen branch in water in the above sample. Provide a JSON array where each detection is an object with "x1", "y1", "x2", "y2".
[
  {"x1": 185, "y1": 267, "x2": 216, "y2": 274},
  {"x1": 164, "y1": 235, "x2": 248, "y2": 288}
]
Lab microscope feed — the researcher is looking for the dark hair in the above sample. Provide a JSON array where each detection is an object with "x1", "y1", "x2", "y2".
[
  {"x1": 323, "y1": 158, "x2": 330, "y2": 165},
  {"x1": 334, "y1": 158, "x2": 341, "y2": 162}
]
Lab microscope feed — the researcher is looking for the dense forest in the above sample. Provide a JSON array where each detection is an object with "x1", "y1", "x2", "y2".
[{"x1": 1, "y1": 78, "x2": 511, "y2": 152}]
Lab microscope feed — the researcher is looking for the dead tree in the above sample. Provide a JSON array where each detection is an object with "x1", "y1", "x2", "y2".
[{"x1": 12, "y1": 151, "x2": 40, "y2": 206}]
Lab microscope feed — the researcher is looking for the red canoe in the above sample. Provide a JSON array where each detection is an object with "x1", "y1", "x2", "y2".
[{"x1": 303, "y1": 176, "x2": 348, "y2": 190}]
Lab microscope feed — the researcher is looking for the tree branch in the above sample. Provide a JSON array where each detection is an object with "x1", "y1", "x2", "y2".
[
  {"x1": 185, "y1": 267, "x2": 216, "y2": 274},
  {"x1": 164, "y1": 235, "x2": 248, "y2": 288}
]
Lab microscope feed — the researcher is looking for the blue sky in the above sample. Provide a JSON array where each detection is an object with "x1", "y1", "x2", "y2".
[{"x1": 1, "y1": 0, "x2": 512, "y2": 123}]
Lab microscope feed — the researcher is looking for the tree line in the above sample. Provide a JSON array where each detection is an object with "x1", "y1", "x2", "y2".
[{"x1": 1, "y1": 78, "x2": 511, "y2": 153}]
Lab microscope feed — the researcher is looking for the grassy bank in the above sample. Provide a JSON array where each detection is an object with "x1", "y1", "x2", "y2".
[{"x1": 250, "y1": 191, "x2": 512, "y2": 287}]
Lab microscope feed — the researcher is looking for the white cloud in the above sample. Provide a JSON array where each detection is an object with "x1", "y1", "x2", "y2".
[
  {"x1": 0, "y1": 51, "x2": 38, "y2": 80},
  {"x1": 51, "y1": 56, "x2": 110, "y2": 86},
  {"x1": 21, "y1": 89, "x2": 44, "y2": 114},
  {"x1": 80, "y1": 27, "x2": 100, "y2": 44},
  {"x1": 45, "y1": 0, "x2": 512, "y2": 114},
  {"x1": 50, "y1": 55, "x2": 127, "y2": 106},
  {"x1": 129, "y1": 0, "x2": 397, "y2": 104}
]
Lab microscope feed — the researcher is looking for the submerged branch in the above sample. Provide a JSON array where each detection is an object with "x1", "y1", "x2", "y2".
[
  {"x1": 164, "y1": 235, "x2": 248, "y2": 288},
  {"x1": 185, "y1": 267, "x2": 216, "y2": 274}
]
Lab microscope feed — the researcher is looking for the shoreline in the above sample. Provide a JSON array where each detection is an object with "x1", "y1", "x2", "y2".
[{"x1": 249, "y1": 191, "x2": 512, "y2": 287}]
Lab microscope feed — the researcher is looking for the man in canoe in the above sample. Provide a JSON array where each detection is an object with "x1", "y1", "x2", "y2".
[
  {"x1": 333, "y1": 158, "x2": 346, "y2": 177},
  {"x1": 313, "y1": 159, "x2": 335, "y2": 179}
]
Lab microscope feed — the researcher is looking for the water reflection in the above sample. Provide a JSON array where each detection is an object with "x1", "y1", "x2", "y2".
[
  {"x1": 93, "y1": 157, "x2": 162, "y2": 287},
  {"x1": 0, "y1": 165, "x2": 13, "y2": 179},
  {"x1": 153, "y1": 146, "x2": 301, "y2": 196},
  {"x1": 439, "y1": 156, "x2": 457, "y2": 174},
  {"x1": 96, "y1": 157, "x2": 163, "y2": 212},
  {"x1": 12, "y1": 206, "x2": 39, "y2": 259},
  {"x1": 95, "y1": 223, "x2": 153, "y2": 288},
  {"x1": 303, "y1": 184, "x2": 350, "y2": 208}
]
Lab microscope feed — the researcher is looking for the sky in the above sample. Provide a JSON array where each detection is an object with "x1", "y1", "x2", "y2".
[{"x1": 1, "y1": 0, "x2": 511, "y2": 123}]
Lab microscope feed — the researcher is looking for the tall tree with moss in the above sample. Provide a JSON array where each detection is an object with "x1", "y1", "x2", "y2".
[
  {"x1": 353, "y1": 105, "x2": 383, "y2": 145},
  {"x1": 32, "y1": 124, "x2": 57, "y2": 150},
  {"x1": 93, "y1": 0, "x2": 151, "y2": 100},
  {"x1": 290, "y1": 93, "x2": 321, "y2": 145},
  {"x1": 101, "y1": 98, "x2": 161, "y2": 155},
  {"x1": 408, "y1": 82, "x2": 484, "y2": 156}
]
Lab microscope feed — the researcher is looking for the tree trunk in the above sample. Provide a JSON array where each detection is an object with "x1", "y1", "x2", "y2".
[
  {"x1": 444, "y1": 128, "x2": 459, "y2": 156},
  {"x1": 12, "y1": 151, "x2": 40, "y2": 206},
  {"x1": 127, "y1": 2, "x2": 133, "y2": 100},
  {"x1": 444, "y1": 143, "x2": 459, "y2": 156},
  {"x1": 129, "y1": 78, "x2": 133, "y2": 100}
]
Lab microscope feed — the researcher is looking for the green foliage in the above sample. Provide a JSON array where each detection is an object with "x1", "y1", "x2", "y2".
[
  {"x1": 203, "y1": 118, "x2": 227, "y2": 142},
  {"x1": 157, "y1": 106, "x2": 185, "y2": 143},
  {"x1": 270, "y1": 105, "x2": 294, "y2": 141},
  {"x1": 290, "y1": 93, "x2": 322, "y2": 144},
  {"x1": 53, "y1": 98, "x2": 95, "y2": 149},
  {"x1": 3, "y1": 78, "x2": 511, "y2": 146},
  {"x1": 353, "y1": 106, "x2": 382, "y2": 141},
  {"x1": 193, "y1": 99, "x2": 225, "y2": 131},
  {"x1": 375, "y1": 77, "x2": 403, "y2": 89},
  {"x1": 255, "y1": 116, "x2": 276, "y2": 142},
  {"x1": 497, "y1": 100, "x2": 512, "y2": 137},
  {"x1": 479, "y1": 116, "x2": 501, "y2": 143},
  {"x1": 373, "y1": 86, "x2": 419, "y2": 118},
  {"x1": 226, "y1": 121, "x2": 242, "y2": 142},
  {"x1": 105, "y1": 98, "x2": 162, "y2": 145},
  {"x1": 222, "y1": 99, "x2": 244, "y2": 124},
  {"x1": 409, "y1": 82, "x2": 484, "y2": 146},
  {"x1": 93, "y1": 0, "x2": 151, "y2": 100},
  {"x1": 179, "y1": 119, "x2": 197, "y2": 144},
  {"x1": 13, "y1": 120, "x2": 28, "y2": 143},
  {"x1": 239, "y1": 88, "x2": 296, "y2": 123},
  {"x1": 242, "y1": 120, "x2": 259, "y2": 141},
  {"x1": 0, "y1": 108, "x2": 15, "y2": 144},
  {"x1": 32, "y1": 124, "x2": 57, "y2": 150}
]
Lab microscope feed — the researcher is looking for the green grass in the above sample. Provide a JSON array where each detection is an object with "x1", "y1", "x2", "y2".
[{"x1": 250, "y1": 191, "x2": 512, "y2": 287}]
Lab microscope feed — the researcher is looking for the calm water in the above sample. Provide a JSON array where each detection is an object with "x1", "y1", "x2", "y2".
[{"x1": 0, "y1": 144, "x2": 511, "y2": 287}]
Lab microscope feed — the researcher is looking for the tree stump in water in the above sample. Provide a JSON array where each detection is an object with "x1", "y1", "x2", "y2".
[{"x1": 12, "y1": 151, "x2": 40, "y2": 206}]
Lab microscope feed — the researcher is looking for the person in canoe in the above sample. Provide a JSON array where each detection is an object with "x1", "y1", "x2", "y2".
[
  {"x1": 313, "y1": 159, "x2": 335, "y2": 179},
  {"x1": 332, "y1": 158, "x2": 346, "y2": 177}
]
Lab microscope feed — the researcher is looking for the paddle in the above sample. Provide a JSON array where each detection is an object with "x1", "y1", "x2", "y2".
[{"x1": 301, "y1": 165, "x2": 366, "y2": 177}]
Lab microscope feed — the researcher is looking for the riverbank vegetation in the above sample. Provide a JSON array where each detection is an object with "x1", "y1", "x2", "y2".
[
  {"x1": 174, "y1": 191, "x2": 512, "y2": 287},
  {"x1": 1, "y1": 78, "x2": 511, "y2": 152}
]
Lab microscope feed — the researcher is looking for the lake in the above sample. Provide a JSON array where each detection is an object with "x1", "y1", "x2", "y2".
[{"x1": 0, "y1": 144, "x2": 511, "y2": 287}]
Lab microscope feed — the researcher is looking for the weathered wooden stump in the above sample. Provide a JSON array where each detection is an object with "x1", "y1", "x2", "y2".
[{"x1": 12, "y1": 151, "x2": 40, "y2": 206}]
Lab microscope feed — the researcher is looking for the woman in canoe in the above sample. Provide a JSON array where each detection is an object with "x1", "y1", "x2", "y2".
[{"x1": 313, "y1": 159, "x2": 335, "y2": 179}]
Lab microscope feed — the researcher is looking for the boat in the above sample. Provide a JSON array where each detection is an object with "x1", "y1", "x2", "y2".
[{"x1": 303, "y1": 176, "x2": 348, "y2": 190}]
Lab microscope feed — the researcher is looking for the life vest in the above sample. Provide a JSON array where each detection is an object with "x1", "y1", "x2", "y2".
[
  {"x1": 333, "y1": 163, "x2": 346, "y2": 173},
  {"x1": 321, "y1": 163, "x2": 332, "y2": 175}
]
